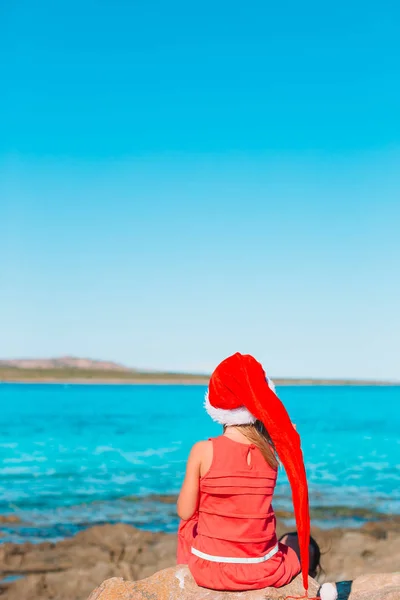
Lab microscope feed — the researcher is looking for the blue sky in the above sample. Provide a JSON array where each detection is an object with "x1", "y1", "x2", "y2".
[{"x1": 1, "y1": 0, "x2": 399, "y2": 379}]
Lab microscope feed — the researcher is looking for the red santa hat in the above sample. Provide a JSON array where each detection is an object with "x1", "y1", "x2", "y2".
[{"x1": 205, "y1": 352, "x2": 311, "y2": 594}]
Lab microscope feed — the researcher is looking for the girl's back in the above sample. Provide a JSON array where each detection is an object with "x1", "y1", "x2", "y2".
[
  {"x1": 178, "y1": 434, "x2": 300, "y2": 590},
  {"x1": 198, "y1": 435, "x2": 277, "y2": 551}
]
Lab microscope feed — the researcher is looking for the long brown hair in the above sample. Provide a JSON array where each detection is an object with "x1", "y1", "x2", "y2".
[{"x1": 225, "y1": 420, "x2": 279, "y2": 469}]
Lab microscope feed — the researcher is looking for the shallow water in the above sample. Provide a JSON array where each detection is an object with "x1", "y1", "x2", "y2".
[{"x1": 0, "y1": 383, "x2": 399, "y2": 543}]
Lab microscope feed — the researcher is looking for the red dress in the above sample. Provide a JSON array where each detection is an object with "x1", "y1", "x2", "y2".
[{"x1": 177, "y1": 435, "x2": 300, "y2": 590}]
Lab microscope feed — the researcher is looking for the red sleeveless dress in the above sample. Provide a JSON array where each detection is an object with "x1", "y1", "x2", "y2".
[{"x1": 177, "y1": 435, "x2": 300, "y2": 590}]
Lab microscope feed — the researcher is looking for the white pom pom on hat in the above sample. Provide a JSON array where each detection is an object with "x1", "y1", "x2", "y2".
[{"x1": 319, "y1": 583, "x2": 338, "y2": 600}]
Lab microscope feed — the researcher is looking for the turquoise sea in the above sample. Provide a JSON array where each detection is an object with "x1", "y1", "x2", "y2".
[{"x1": 0, "y1": 383, "x2": 399, "y2": 544}]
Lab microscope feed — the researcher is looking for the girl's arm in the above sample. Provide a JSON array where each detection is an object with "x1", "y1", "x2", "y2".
[{"x1": 177, "y1": 442, "x2": 204, "y2": 520}]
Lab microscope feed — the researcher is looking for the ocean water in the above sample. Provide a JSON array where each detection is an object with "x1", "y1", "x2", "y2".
[{"x1": 0, "y1": 383, "x2": 399, "y2": 544}]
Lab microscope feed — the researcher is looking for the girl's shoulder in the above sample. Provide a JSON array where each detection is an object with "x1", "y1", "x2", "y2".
[
  {"x1": 190, "y1": 439, "x2": 213, "y2": 477},
  {"x1": 190, "y1": 439, "x2": 213, "y2": 457}
]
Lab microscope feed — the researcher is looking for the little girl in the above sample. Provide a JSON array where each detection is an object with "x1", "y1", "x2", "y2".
[{"x1": 177, "y1": 353, "x2": 312, "y2": 596}]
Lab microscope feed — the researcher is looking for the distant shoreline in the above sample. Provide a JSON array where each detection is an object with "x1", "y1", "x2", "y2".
[
  {"x1": 0, "y1": 377, "x2": 209, "y2": 385},
  {"x1": 1, "y1": 376, "x2": 398, "y2": 386},
  {"x1": 1, "y1": 359, "x2": 398, "y2": 386}
]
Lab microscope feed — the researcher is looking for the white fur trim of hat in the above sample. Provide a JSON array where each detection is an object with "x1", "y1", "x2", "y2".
[
  {"x1": 204, "y1": 376, "x2": 277, "y2": 426},
  {"x1": 204, "y1": 392, "x2": 256, "y2": 425}
]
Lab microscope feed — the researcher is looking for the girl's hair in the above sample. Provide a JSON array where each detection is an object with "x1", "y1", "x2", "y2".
[{"x1": 225, "y1": 420, "x2": 278, "y2": 469}]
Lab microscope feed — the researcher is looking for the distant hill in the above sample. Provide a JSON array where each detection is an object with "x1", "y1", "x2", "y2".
[
  {"x1": 0, "y1": 357, "x2": 396, "y2": 385},
  {"x1": 0, "y1": 356, "x2": 208, "y2": 383},
  {"x1": 0, "y1": 356, "x2": 132, "y2": 372}
]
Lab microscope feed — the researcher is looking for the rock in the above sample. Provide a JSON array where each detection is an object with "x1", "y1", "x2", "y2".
[
  {"x1": 0, "y1": 524, "x2": 176, "y2": 577},
  {"x1": 0, "y1": 524, "x2": 177, "y2": 600},
  {"x1": 88, "y1": 570, "x2": 400, "y2": 600},
  {"x1": 2, "y1": 564, "x2": 120, "y2": 600},
  {"x1": 2, "y1": 522, "x2": 400, "y2": 600},
  {"x1": 319, "y1": 574, "x2": 400, "y2": 600},
  {"x1": 348, "y1": 573, "x2": 400, "y2": 599},
  {"x1": 0, "y1": 515, "x2": 21, "y2": 524},
  {"x1": 87, "y1": 566, "x2": 319, "y2": 600},
  {"x1": 315, "y1": 528, "x2": 400, "y2": 580}
]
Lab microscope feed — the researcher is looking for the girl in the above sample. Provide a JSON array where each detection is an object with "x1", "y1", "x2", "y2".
[{"x1": 177, "y1": 353, "x2": 312, "y2": 596}]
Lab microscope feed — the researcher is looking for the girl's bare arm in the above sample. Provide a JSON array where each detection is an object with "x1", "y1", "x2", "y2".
[{"x1": 177, "y1": 442, "x2": 205, "y2": 520}]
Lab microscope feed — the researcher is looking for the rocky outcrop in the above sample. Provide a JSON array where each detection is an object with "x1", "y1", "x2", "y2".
[
  {"x1": 87, "y1": 568, "x2": 400, "y2": 600},
  {"x1": 319, "y1": 526, "x2": 400, "y2": 580},
  {"x1": 346, "y1": 574, "x2": 400, "y2": 599},
  {"x1": 0, "y1": 524, "x2": 176, "y2": 600},
  {"x1": 1, "y1": 522, "x2": 400, "y2": 600},
  {"x1": 0, "y1": 516, "x2": 20, "y2": 524},
  {"x1": 87, "y1": 566, "x2": 319, "y2": 599}
]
